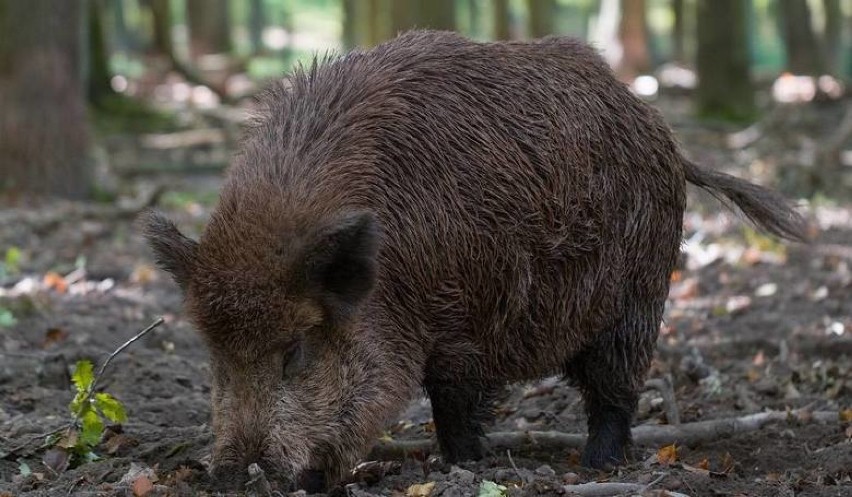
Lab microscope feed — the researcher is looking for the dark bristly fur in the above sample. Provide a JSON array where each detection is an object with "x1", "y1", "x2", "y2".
[{"x1": 140, "y1": 30, "x2": 807, "y2": 491}]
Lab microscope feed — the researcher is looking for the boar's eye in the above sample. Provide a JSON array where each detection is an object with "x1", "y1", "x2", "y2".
[{"x1": 282, "y1": 341, "x2": 305, "y2": 378}]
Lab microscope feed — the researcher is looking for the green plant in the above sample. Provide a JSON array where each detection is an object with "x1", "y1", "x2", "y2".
[
  {"x1": 0, "y1": 307, "x2": 16, "y2": 327},
  {"x1": 57, "y1": 360, "x2": 127, "y2": 461}
]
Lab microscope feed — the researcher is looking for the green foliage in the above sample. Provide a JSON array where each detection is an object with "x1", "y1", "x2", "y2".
[
  {"x1": 478, "y1": 480, "x2": 508, "y2": 497},
  {"x1": 0, "y1": 246, "x2": 22, "y2": 283},
  {"x1": 64, "y1": 360, "x2": 128, "y2": 461},
  {"x1": 0, "y1": 307, "x2": 16, "y2": 327}
]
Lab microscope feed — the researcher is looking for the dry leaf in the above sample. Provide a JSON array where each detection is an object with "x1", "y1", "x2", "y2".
[
  {"x1": 657, "y1": 444, "x2": 678, "y2": 465},
  {"x1": 42, "y1": 327, "x2": 69, "y2": 348},
  {"x1": 721, "y1": 452, "x2": 736, "y2": 473},
  {"x1": 840, "y1": 409, "x2": 852, "y2": 423},
  {"x1": 42, "y1": 447, "x2": 70, "y2": 474},
  {"x1": 132, "y1": 475, "x2": 154, "y2": 497},
  {"x1": 670, "y1": 270, "x2": 682, "y2": 283},
  {"x1": 696, "y1": 458, "x2": 710, "y2": 470},
  {"x1": 43, "y1": 272, "x2": 67, "y2": 293},
  {"x1": 751, "y1": 350, "x2": 765, "y2": 366},
  {"x1": 406, "y1": 481, "x2": 436, "y2": 497},
  {"x1": 746, "y1": 369, "x2": 761, "y2": 382},
  {"x1": 130, "y1": 265, "x2": 157, "y2": 285}
]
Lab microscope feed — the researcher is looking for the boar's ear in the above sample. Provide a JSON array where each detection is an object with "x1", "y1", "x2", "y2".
[
  {"x1": 138, "y1": 210, "x2": 198, "y2": 289},
  {"x1": 304, "y1": 211, "x2": 379, "y2": 322}
]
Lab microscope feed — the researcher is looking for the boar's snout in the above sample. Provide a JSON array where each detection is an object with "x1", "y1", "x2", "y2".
[{"x1": 209, "y1": 459, "x2": 294, "y2": 492}]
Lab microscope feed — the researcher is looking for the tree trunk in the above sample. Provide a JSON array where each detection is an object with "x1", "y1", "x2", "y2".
[
  {"x1": 696, "y1": 0, "x2": 754, "y2": 122},
  {"x1": 342, "y1": 0, "x2": 358, "y2": 49},
  {"x1": 618, "y1": 0, "x2": 650, "y2": 80},
  {"x1": 0, "y1": 0, "x2": 91, "y2": 198},
  {"x1": 390, "y1": 0, "x2": 414, "y2": 36},
  {"x1": 494, "y1": 0, "x2": 511, "y2": 40},
  {"x1": 527, "y1": 0, "x2": 555, "y2": 38},
  {"x1": 672, "y1": 0, "x2": 685, "y2": 63},
  {"x1": 88, "y1": 0, "x2": 114, "y2": 105},
  {"x1": 778, "y1": 0, "x2": 823, "y2": 75},
  {"x1": 149, "y1": 0, "x2": 174, "y2": 58},
  {"x1": 187, "y1": 0, "x2": 232, "y2": 59},
  {"x1": 822, "y1": 0, "x2": 841, "y2": 76}
]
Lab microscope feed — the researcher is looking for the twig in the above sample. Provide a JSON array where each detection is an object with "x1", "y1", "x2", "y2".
[
  {"x1": 641, "y1": 472, "x2": 668, "y2": 493},
  {"x1": 368, "y1": 409, "x2": 841, "y2": 461},
  {"x1": 86, "y1": 317, "x2": 164, "y2": 398},
  {"x1": 1, "y1": 423, "x2": 72, "y2": 460},
  {"x1": 644, "y1": 377, "x2": 681, "y2": 425},
  {"x1": 505, "y1": 449, "x2": 524, "y2": 484}
]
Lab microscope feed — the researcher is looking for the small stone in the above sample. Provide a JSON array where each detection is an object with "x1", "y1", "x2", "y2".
[
  {"x1": 534, "y1": 465, "x2": 555, "y2": 477},
  {"x1": 561, "y1": 472, "x2": 579, "y2": 484}
]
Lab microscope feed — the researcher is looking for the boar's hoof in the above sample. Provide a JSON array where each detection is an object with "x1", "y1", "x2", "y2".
[
  {"x1": 580, "y1": 437, "x2": 628, "y2": 470},
  {"x1": 297, "y1": 469, "x2": 327, "y2": 493}
]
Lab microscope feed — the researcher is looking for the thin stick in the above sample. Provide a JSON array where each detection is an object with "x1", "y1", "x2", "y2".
[
  {"x1": 506, "y1": 449, "x2": 524, "y2": 484},
  {"x1": 88, "y1": 317, "x2": 164, "y2": 396}
]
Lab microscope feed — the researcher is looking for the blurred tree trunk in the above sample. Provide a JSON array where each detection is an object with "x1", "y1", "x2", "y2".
[
  {"x1": 823, "y1": 0, "x2": 841, "y2": 75},
  {"x1": 778, "y1": 0, "x2": 823, "y2": 75},
  {"x1": 343, "y1": 0, "x2": 388, "y2": 48},
  {"x1": 111, "y1": 0, "x2": 129, "y2": 51},
  {"x1": 696, "y1": 0, "x2": 754, "y2": 122},
  {"x1": 416, "y1": 0, "x2": 455, "y2": 31},
  {"x1": 148, "y1": 0, "x2": 174, "y2": 58},
  {"x1": 342, "y1": 0, "x2": 357, "y2": 48},
  {"x1": 390, "y1": 0, "x2": 414, "y2": 35},
  {"x1": 672, "y1": 0, "x2": 685, "y2": 63},
  {"x1": 467, "y1": 0, "x2": 482, "y2": 38},
  {"x1": 88, "y1": 0, "x2": 115, "y2": 105},
  {"x1": 249, "y1": 0, "x2": 265, "y2": 55},
  {"x1": 618, "y1": 0, "x2": 650, "y2": 80},
  {"x1": 527, "y1": 0, "x2": 555, "y2": 38},
  {"x1": 187, "y1": 0, "x2": 232, "y2": 59},
  {"x1": 494, "y1": 0, "x2": 511, "y2": 39},
  {"x1": 0, "y1": 0, "x2": 91, "y2": 198}
]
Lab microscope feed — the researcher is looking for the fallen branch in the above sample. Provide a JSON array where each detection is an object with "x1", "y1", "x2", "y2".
[
  {"x1": 562, "y1": 481, "x2": 690, "y2": 497},
  {"x1": 368, "y1": 409, "x2": 841, "y2": 461}
]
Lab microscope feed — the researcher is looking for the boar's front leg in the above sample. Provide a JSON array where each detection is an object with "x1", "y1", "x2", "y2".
[
  {"x1": 424, "y1": 379, "x2": 498, "y2": 462},
  {"x1": 566, "y1": 308, "x2": 661, "y2": 470}
]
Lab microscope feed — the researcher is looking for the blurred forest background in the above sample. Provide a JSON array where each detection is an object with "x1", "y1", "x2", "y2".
[{"x1": 1, "y1": 0, "x2": 851, "y2": 200}]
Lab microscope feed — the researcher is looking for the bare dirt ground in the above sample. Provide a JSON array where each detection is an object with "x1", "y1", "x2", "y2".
[{"x1": 1, "y1": 98, "x2": 850, "y2": 497}]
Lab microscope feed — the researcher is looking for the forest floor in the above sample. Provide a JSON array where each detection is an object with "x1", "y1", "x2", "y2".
[{"x1": 0, "y1": 96, "x2": 850, "y2": 497}]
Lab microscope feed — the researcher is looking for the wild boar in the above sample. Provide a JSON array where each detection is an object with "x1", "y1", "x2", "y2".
[{"x1": 141, "y1": 30, "x2": 806, "y2": 491}]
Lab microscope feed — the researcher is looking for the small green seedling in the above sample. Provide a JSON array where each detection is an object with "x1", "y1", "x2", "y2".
[
  {"x1": 478, "y1": 480, "x2": 508, "y2": 497},
  {"x1": 55, "y1": 360, "x2": 127, "y2": 462}
]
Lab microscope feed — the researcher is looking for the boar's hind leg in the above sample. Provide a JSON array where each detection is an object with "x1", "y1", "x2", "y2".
[
  {"x1": 425, "y1": 380, "x2": 497, "y2": 463},
  {"x1": 566, "y1": 310, "x2": 660, "y2": 470}
]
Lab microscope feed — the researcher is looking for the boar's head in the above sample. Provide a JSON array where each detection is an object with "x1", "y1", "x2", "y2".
[{"x1": 140, "y1": 208, "x2": 385, "y2": 491}]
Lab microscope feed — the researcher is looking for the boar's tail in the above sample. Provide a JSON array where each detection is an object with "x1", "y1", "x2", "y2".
[{"x1": 683, "y1": 159, "x2": 808, "y2": 242}]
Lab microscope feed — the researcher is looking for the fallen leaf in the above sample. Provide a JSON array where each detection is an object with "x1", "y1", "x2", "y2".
[
  {"x1": 657, "y1": 444, "x2": 678, "y2": 465},
  {"x1": 130, "y1": 265, "x2": 157, "y2": 285},
  {"x1": 42, "y1": 327, "x2": 69, "y2": 348},
  {"x1": 696, "y1": 458, "x2": 710, "y2": 470},
  {"x1": 42, "y1": 447, "x2": 71, "y2": 474},
  {"x1": 42, "y1": 272, "x2": 67, "y2": 293},
  {"x1": 103, "y1": 433, "x2": 138, "y2": 455},
  {"x1": 752, "y1": 350, "x2": 766, "y2": 366},
  {"x1": 132, "y1": 475, "x2": 154, "y2": 497},
  {"x1": 721, "y1": 452, "x2": 736, "y2": 473},
  {"x1": 840, "y1": 409, "x2": 852, "y2": 423},
  {"x1": 406, "y1": 481, "x2": 436, "y2": 497},
  {"x1": 478, "y1": 480, "x2": 507, "y2": 497}
]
